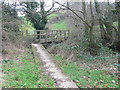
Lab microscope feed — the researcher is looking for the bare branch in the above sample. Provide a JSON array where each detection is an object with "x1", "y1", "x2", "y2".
[
  {"x1": 68, "y1": 15, "x2": 80, "y2": 22},
  {"x1": 55, "y1": 1, "x2": 91, "y2": 28},
  {"x1": 47, "y1": 8, "x2": 65, "y2": 16},
  {"x1": 90, "y1": 1, "x2": 94, "y2": 27},
  {"x1": 73, "y1": 10, "x2": 84, "y2": 14},
  {"x1": 47, "y1": 0, "x2": 55, "y2": 13}
]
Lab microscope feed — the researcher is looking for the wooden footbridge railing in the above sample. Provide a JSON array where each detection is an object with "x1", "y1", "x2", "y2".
[{"x1": 34, "y1": 30, "x2": 69, "y2": 43}]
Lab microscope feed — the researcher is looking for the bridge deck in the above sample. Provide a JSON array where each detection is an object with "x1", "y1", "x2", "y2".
[{"x1": 34, "y1": 30, "x2": 69, "y2": 43}]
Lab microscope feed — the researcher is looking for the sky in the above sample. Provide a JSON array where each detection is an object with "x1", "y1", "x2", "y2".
[
  {"x1": 3, "y1": 0, "x2": 116, "y2": 16},
  {"x1": 3, "y1": 0, "x2": 116, "y2": 10},
  {"x1": 37, "y1": 0, "x2": 116, "y2": 10},
  {"x1": 3, "y1": 0, "x2": 116, "y2": 3}
]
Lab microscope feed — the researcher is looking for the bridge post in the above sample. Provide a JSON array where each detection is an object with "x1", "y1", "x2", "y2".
[
  {"x1": 45, "y1": 30, "x2": 48, "y2": 42},
  {"x1": 60, "y1": 30, "x2": 62, "y2": 41},
  {"x1": 68, "y1": 30, "x2": 70, "y2": 38}
]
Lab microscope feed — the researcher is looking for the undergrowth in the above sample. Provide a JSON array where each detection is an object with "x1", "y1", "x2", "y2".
[
  {"x1": 51, "y1": 41, "x2": 118, "y2": 73},
  {"x1": 2, "y1": 49, "x2": 55, "y2": 88},
  {"x1": 53, "y1": 55, "x2": 119, "y2": 88},
  {"x1": 53, "y1": 38, "x2": 119, "y2": 61}
]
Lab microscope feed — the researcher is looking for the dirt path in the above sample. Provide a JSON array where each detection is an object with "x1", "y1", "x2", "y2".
[{"x1": 32, "y1": 44, "x2": 78, "y2": 88}]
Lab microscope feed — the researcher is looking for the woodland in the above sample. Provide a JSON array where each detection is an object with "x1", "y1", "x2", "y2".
[{"x1": 1, "y1": 0, "x2": 120, "y2": 88}]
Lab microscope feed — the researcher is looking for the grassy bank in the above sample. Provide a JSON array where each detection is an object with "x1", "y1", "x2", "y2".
[
  {"x1": 2, "y1": 49, "x2": 55, "y2": 88},
  {"x1": 51, "y1": 20, "x2": 68, "y2": 30},
  {"x1": 47, "y1": 12, "x2": 69, "y2": 31},
  {"x1": 48, "y1": 13, "x2": 59, "y2": 20},
  {"x1": 53, "y1": 55, "x2": 118, "y2": 88}
]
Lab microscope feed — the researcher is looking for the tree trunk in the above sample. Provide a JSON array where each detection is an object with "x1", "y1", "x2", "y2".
[
  {"x1": 94, "y1": 0, "x2": 116, "y2": 47},
  {"x1": 94, "y1": 0, "x2": 106, "y2": 41},
  {"x1": 115, "y1": 1, "x2": 120, "y2": 51},
  {"x1": 82, "y1": 0, "x2": 89, "y2": 37},
  {"x1": 89, "y1": 1, "x2": 98, "y2": 56}
]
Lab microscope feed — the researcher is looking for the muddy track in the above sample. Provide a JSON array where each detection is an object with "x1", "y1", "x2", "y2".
[{"x1": 32, "y1": 43, "x2": 78, "y2": 88}]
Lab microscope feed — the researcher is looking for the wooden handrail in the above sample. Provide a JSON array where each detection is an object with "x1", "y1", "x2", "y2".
[{"x1": 34, "y1": 30, "x2": 70, "y2": 43}]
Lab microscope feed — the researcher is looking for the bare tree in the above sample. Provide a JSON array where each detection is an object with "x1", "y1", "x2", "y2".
[
  {"x1": 82, "y1": 0, "x2": 88, "y2": 37},
  {"x1": 94, "y1": 0, "x2": 120, "y2": 51},
  {"x1": 55, "y1": 1, "x2": 98, "y2": 55},
  {"x1": 115, "y1": 1, "x2": 120, "y2": 50}
]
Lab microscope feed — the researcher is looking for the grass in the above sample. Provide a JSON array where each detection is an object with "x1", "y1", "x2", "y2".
[
  {"x1": 48, "y1": 13, "x2": 59, "y2": 20},
  {"x1": 47, "y1": 12, "x2": 66, "y2": 20},
  {"x1": 51, "y1": 20, "x2": 68, "y2": 30},
  {"x1": 53, "y1": 55, "x2": 119, "y2": 88},
  {"x1": 47, "y1": 12, "x2": 69, "y2": 31},
  {"x1": 2, "y1": 49, "x2": 55, "y2": 88}
]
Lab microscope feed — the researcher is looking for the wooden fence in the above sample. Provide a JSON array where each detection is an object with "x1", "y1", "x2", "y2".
[{"x1": 34, "y1": 30, "x2": 69, "y2": 43}]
